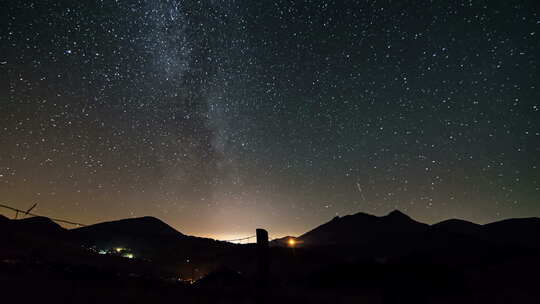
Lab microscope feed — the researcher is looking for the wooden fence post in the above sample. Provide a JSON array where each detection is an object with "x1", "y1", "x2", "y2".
[{"x1": 256, "y1": 228, "x2": 269, "y2": 290}]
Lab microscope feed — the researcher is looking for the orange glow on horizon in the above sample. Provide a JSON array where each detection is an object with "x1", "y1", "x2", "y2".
[{"x1": 288, "y1": 238, "x2": 296, "y2": 247}]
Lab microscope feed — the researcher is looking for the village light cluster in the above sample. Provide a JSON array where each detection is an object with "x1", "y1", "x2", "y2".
[{"x1": 96, "y1": 247, "x2": 135, "y2": 259}]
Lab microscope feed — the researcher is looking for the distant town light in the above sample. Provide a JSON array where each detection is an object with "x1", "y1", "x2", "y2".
[
  {"x1": 288, "y1": 238, "x2": 296, "y2": 247},
  {"x1": 123, "y1": 253, "x2": 134, "y2": 259},
  {"x1": 115, "y1": 247, "x2": 123, "y2": 253}
]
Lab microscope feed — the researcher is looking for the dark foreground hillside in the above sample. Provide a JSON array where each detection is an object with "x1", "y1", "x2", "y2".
[{"x1": 2, "y1": 212, "x2": 540, "y2": 303}]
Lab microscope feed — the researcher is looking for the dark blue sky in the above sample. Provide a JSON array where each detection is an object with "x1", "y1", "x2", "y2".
[{"x1": 1, "y1": 0, "x2": 538, "y2": 239}]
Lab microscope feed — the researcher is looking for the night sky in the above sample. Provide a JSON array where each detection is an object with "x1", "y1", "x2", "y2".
[{"x1": 1, "y1": 0, "x2": 539, "y2": 240}]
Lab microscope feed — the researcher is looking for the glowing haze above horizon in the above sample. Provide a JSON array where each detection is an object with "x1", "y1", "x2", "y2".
[{"x1": 1, "y1": 1, "x2": 539, "y2": 240}]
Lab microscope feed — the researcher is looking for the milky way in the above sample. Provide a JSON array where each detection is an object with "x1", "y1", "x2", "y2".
[{"x1": 1, "y1": 1, "x2": 539, "y2": 239}]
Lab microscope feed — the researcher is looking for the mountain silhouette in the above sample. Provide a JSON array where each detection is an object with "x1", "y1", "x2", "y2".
[
  {"x1": 3, "y1": 210, "x2": 540, "y2": 303},
  {"x1": 431, "y1": 219, "x2": 485, "y2": 238},
  {"x1": 69, "y1": 216, "x2": 235, "y2": 264},
  {"x1": 298, "y1": 210, "x2": 428, "y2": 247},
  {"x1": 4, "y1": 209, "x2": 540, "y2": 272},
  {"x1": 483, "y1": 217, "x2": 540, "y2": 248},
  {"x1": 6, "y1": 216, "x2": 66, "y2": 234},
  {"x1": 72, "y1": 216, "x2": 184, "y2": 239},
  {"x1": 427, "y1": 217, "x2": 540, "y2": 250},
  {"x1": 269, "y1": 235, "x2": 298, "y2": 247},
  {"x1": 0, "y1": 214, "x2": 9, "y2": 224}
]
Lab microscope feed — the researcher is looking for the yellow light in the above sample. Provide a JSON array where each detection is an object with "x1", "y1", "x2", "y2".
[
  {"x1": 115, "y1": 247, "x2": 123, "y2": 253},
  {"x1": 288, "y1": 238, "x2": 296, "y2": 247}
]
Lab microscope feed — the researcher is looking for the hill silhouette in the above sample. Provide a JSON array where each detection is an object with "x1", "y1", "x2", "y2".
[
  {"x1": 10, "y1": 216, "x2": 66, "y2": 233},
  {"x1": 294, "y1": 210, "x2": 429, "y2": 259},
  {"x1": 4, "y1": 210, "x2": 540, "y2": 256},
  {"x1": 431, "y1": 218, "x2": 483, "y2": 235},
  {"x1": 288, "y1": 209, "x2": 540, "y2": 251},
  {"x1": 299, "y1": 210, "x2": 428, "y2": 246},
  {"x1": 71, "y1": 216, "x2": 184, "y2": 239},
  {"x1": 483, "y1": 217, "x2": 540, "y2": 248},
  {"x1": 2, "y1": 210, "x2": 540, "y2": 303},
  {"x1": 69, "y1": 216, "x2": 236, "y2": 267}
]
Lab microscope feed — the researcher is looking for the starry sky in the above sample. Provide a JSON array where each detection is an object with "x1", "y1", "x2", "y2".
[{"x1": 1, "y1": 0, "x2": 539, "y2": 240}]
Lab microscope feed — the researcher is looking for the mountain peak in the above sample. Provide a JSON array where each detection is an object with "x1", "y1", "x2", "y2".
[
  {"x1": 298, "y1": 209, "x2": 427, "y2": 247},
  {"x1": 19, "y1": 216, "x2": 59, "y2": 224},
  {"x1": 12, "y1": 216, "x2": 65, "y2": 233},
  {"x1": 385, "y1": 209, "x2": 410, "y2": 219},
  {"x1": 71, "y1": 216, "x2": 183, "y2": 238},
  {"x1": 434, "y1": 218, "x2": 480, "y2": 227},
  {"x1": 133, "y1": 216, "x2": 168, "y2": 224}
]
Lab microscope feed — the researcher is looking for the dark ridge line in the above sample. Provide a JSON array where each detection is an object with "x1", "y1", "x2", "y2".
[{"x1": 0, "y1": 203, "x2": 86, "y2": 227}]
